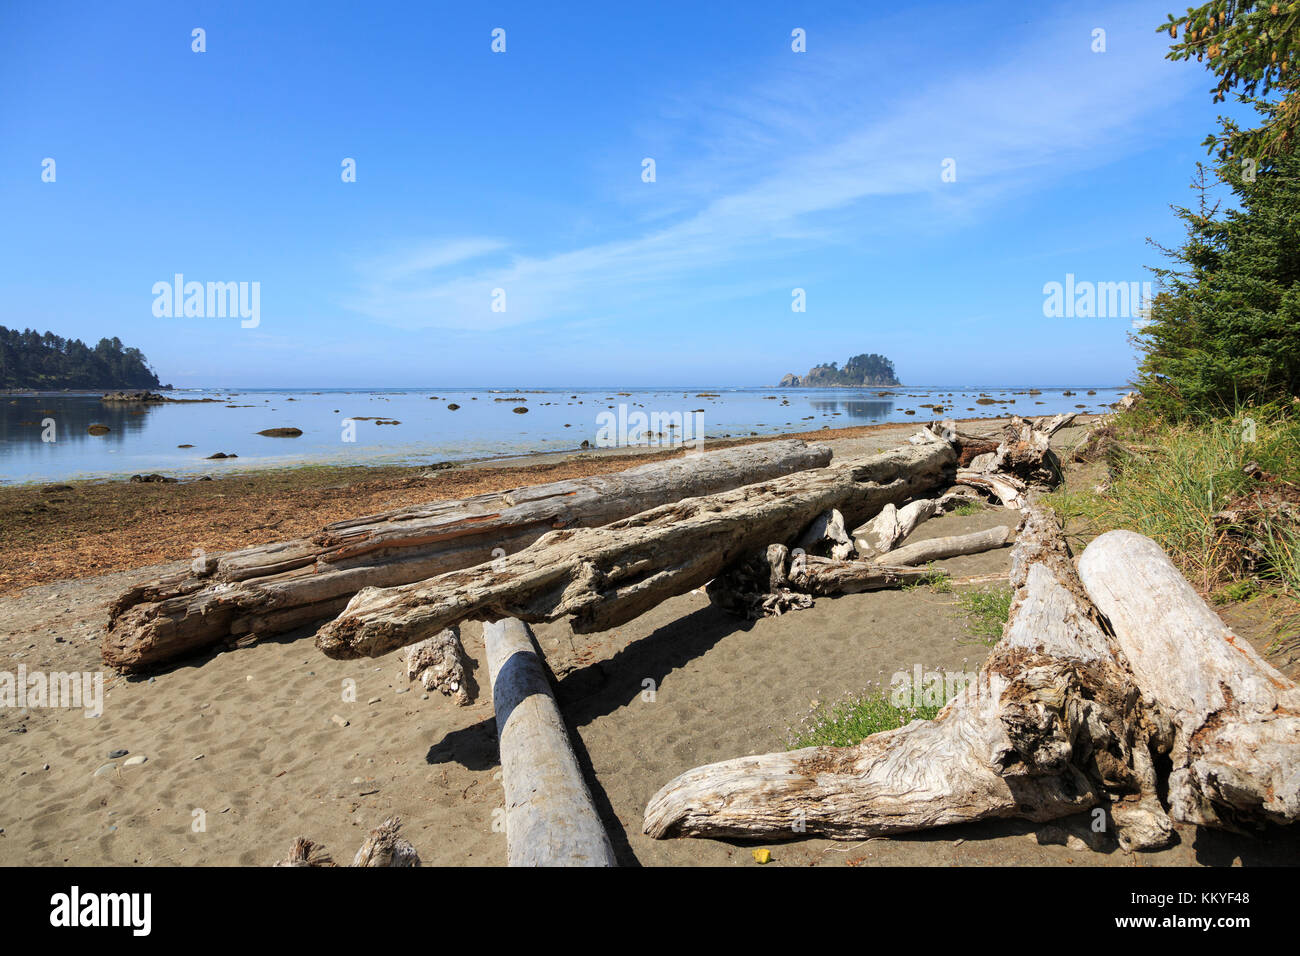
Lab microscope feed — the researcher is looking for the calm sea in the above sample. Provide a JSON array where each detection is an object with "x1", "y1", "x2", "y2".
[{"x1": 0, "y1": 385, "x2": 1126, "y2": 484}]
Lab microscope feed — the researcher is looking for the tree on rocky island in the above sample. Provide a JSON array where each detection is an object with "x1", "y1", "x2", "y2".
[{"x1": 779, "y1": 352, "x2": 900, "y2": 387}]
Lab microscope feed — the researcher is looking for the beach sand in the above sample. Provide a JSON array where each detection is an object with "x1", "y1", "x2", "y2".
[{"x1": 2, "y1": 419, "x2": 1297, "y2": 866}]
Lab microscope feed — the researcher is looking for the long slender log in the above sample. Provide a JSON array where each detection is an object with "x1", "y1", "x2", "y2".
[
  {"x1": 1078, "y1": 531, "x2": 1300, "y2": 829},
  {"x1": 485, "y1": 618, "x2": 617, "y2": 867},
  {"x1": 643, "y1": 507, "x2": 1176, "y2": 850},
  {"x1": 879, "y1": 525, "x2": 1012, "y2": 567},
  {"x1": 103, "y1": 439, "x2": 832, "y2": 673},
  {"x1": 788, "y1": 557, "x2": 939, "y2": 595},
  {"x1": 316, "y1": 440, "x2": 957, "y2": 660}
]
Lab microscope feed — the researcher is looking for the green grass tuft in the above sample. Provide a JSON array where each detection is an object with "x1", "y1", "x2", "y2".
[
  {"x1": 957, "y1": 586, "x2": 1014, "y2": 645},
  {"x1": 787, "y1": 691, "x2": 943, "y2": 749}
]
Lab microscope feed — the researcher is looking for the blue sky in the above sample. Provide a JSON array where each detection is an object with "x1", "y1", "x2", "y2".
[{"x1": 0, "y1": 1, "x2": 1242, "y2": 387}]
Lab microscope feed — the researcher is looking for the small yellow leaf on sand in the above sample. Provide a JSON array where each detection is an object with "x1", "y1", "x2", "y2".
[{"x1": 751, "y1": 848, "x2": 772, "y2": 864}]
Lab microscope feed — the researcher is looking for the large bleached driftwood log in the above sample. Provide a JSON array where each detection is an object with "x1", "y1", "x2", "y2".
[
  {"x1": 485, "y1": 618, "x2": 617, "y2": 867},
  {"x1": 643, "y1": 508, "x2": 1230, "y2": 849},
  {"x1": 316, "y1": 440, "x2": 957, "y2": 660},
  {"x1": 102, "y1": 439, "x2": 831, "y2": 673},
  {"x1": 1078, "y1": 532, "x2": 1300, "y2": 829}
]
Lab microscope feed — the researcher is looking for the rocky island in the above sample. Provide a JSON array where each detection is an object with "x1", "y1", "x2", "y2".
[{"x1": 778, "y1": 352, "x2": 901, "y2": 387}]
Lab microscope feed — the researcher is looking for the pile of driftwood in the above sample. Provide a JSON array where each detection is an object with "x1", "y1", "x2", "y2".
[
  {"x1": 704, "y1": 413, "x2": 1076, "y2": 620},
  {"x1": 99, "y1": 414, "x2": 1300, "y2": 864},
  {"x1": 103, "y1": 439, "x2": 832, "y2": 672},
  {"x1": 102, "y1": 419, "x2": 1065, "y2": 672},
  {"x1": 644, "y1": 506, "x2": 1300, "y2": 848}
]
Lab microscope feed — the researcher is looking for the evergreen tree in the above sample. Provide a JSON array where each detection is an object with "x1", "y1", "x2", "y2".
[
  {"x1": 1160, "y1": 2, "x2": 1300, "y2": 159},
  {"x1": 1137, "y1": 107, "x2": 1300, "y2": 417}
]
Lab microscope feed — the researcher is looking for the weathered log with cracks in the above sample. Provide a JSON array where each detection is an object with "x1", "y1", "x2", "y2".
[
  {"x1": 404, "y1": 627, "x2": 470, "y2": 704},
  {"x1": 1078, "y1": 531, "x2": 1300, "y2": 830},
  {"x1": 643, "y1": 507, "x2": 1180, "y2": 851},
  {"x1": 316, "y1": 440, "x2": 957, "y2": 660},
  {"x1": 102, "y1": 439, "x2": 832, "y2": 673},
  {"x1": 485, "y1": 618, "x2": 618, "y2": 866}
]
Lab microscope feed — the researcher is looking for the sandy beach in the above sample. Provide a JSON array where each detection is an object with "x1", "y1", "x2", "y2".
[{"x1": 3, "y1": 417, "x2": 1296, "y2": 867}]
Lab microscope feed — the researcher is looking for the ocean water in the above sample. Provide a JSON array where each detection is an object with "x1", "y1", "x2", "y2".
[{"x1": 0, "y1": 385, "x2": 1127, "y2": 484}]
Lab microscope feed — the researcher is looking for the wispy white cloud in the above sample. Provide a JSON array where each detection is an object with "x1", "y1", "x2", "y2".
[{"x1": 345, "y1": 7, "x2": 1195, "y2": 332}]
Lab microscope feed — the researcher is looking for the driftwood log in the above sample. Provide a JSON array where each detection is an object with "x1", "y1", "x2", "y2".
[
  {"x1": 316, "y1": 440, "x2": 957, "y2": 660},
  {"x1": 644, "y1": 507, "x2": 1298, "y2": 847},
  {"x1": 485, "y1": 618, "x2": 617, "y2": 866},
  {"x1": 881, "y1": 525, "x2": 1012, "y2": 567},
  {"x1": 1078, "y1": 531, "x2": 1300, "y2": 828},
  {"x1": 102, "y1": 439, "x2": 831, "y2": 672}
]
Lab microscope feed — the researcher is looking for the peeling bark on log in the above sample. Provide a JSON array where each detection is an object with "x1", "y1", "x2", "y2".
[
  {"x1": 485, "y1": 618, "x2": 618, "y2": 867},
  {"x1": 1078, "y1": 531, "x2": 1300, "y2": 829},
  {"x1": 404, "y1": 627, "x2": 470, "y2": 704},
  {"x1": 880, "y1": 525, "x2": 1012, "y2": 567},
  {"x1": 102, "y1": 439, "x2": 832, "y2": 673},
  {"x1": 643, "y1": 507, "x2": 1181, "y2": 850},
  {"x1": 316, "y1": 441, "x2": 957, "y2": 660}
]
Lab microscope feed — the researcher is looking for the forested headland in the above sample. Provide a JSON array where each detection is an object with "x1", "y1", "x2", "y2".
[{"x1": 0, "y1": 326, "x2": 164, "y2": 390}]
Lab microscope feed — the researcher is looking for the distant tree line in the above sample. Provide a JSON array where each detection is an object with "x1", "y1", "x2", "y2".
[{"x1": 0, "y1": 326, "x2": 163, "y2": 389}]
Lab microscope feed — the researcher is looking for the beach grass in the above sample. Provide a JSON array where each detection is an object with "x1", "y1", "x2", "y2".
[
  {"x1": 787, "y1": 690, "x2": 944, "y2": 749},
  {"x1": 957, "y1": 585, "x2": 1013, "y2": 645},
  {"x1": 1045, "y1": 403, "x2": 1300, "y2": 597},
  {"x1": 902, "y1": 564, "x2": 952, "y2": 593}
]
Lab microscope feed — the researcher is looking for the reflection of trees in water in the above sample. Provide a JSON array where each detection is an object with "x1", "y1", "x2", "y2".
[
  {"x1": 807, "y1": 399, "x2": 894, "y2": 421},
  {"x1": 0, "y1": 396, "x2": 157, "y2": 446}
]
